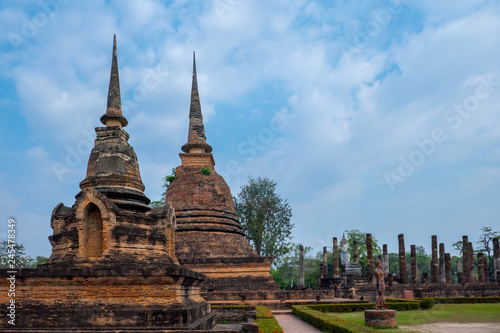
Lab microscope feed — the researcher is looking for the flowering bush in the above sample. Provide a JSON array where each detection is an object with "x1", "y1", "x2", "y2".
[{"x1": 255, "y1": 306, "x2": 283, "y2": 333}]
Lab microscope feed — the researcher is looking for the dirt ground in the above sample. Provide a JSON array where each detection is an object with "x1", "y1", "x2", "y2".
[{"x1": 398, "y1": 322, "x2": 500, "y2": 333}]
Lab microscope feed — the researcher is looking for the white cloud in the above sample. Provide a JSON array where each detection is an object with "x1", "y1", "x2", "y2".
[{"x1": 2, "y1": 0, "x2": 500, "y2": 257}]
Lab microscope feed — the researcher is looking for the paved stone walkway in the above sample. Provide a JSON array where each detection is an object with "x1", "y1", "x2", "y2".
[{"x1": 274, "y1": 314, "x2": 323, "y2": 333}]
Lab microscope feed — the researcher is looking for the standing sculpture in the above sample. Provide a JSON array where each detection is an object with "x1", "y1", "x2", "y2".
[{"x1": 374, "y1": 259, "x2": 387, "y2": 309}]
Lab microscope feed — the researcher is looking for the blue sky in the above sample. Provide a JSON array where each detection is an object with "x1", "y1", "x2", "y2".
[{"x1": 1, "y1": 0, "x2": 500, "y2": 258}]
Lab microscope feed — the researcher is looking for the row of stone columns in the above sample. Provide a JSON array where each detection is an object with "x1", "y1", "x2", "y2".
[
  {"x1": 312, "y1": 232, "x2": 500, "y2": 287},
  {"x1": 429, "y1": 235, "x2": 451, "y2": 283},
  {"x1": 400, "y1": 234, "x2": 456, "y2": 284}
]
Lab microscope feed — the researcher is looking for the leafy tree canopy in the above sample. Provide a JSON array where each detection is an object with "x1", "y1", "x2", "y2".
[
  {"x1": 234, "y1": 176, "x2": 294, "y2": 265},
  {"x1": 344, "y1": 229, "x2": 381, "y2": 274},
  {"x1": 0, "y1": 240, "x2": 48, "y2": 269}
]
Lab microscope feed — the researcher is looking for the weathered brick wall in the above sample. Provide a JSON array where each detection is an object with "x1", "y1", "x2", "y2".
[{"x1": 353, "y1": 283, "x2": 500, "y2": 301}]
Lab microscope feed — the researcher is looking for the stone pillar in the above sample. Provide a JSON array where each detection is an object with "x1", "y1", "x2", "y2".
[
  {"x1": 445, "y1": 253, "x2": 452, "y2": 283},
  {"x1": 382, "y1": 244, "x2": 389, "y2": 275},
  {"x1": 477, "y1": 253, "x2": 485, "y2": 284},
  {"x1": 481, "y1": 253, "x2": 488, "y2": 284},
  {"x1": 367, "y1": 234, "x2": 374, "y2": 280},
  {"x1": 421, "y1": 272, "x2": 428, "y2": 284},
  {"x1": 353, "y1": 240, "x2": 359, "y2": 264},
  {"x1": 298, "y1": 245, "x2": 305, "y2": 289},
  {"x1": 431, "y1": 235, "x2": 439, "y2": 283},
  {"x1": 439, "y1": 243, "x2": 445, "y2": 283},
  {"x1": 333, "y1": 237, "x2": 340, "y2": 276},
  {"x1": 323, "y1": 246, "x2": 328, "y2": 278},
  {"x1": 410, "y1": 245, "x2": 417, "y2": 284},
  {"x1": 468, "y1": 242, "x2": 475, "y2": 283},
  {"x1": 398, "y1": 234, "x2": 407, "y2": 283},
  {"x1": 462, "y1": 236, "x2": 470, "y2": 284},
  {"x1": 457, "y1": 258, "x2": 463, "y2": 284},
  {"x1": 493, "y1": 237, "x2": 499, "y2": 282}
]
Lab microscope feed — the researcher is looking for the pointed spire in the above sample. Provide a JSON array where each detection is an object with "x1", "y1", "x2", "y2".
[
  {"x1": 181, "y1": 51, "x2": 212, "y2": 153},
  {"x1": 100, "y1": 34, "x2": 128, "y2": 127}
]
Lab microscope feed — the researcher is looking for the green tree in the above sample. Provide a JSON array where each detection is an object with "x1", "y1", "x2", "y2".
[
  {"x1": 416, "y1": 246, "x2": 431, "y2": 277},
  {"x1": 404, "y1": 246, "x2": 431, "y2": 280},
  {"x1": 0, "y1": 240, "x2": 48, "y2": 268},
  {"x1": 388, "y1": 253, "x2": 399, "y2": 274},
  {"x1": 452, "y1": 240, "x2": 464, "y2": 255},
  {"x1": 149, "y1": 168, "x2": 177, "y2": 208},
  {"x1": 234, "y1": 177, "x2": 294, "y2": 264},
  {"x1": 344, "y1": 229, "x2": 381, "y2": 274},
  {"x1": 271, "y1": 244, "x2": 319, "y2": 289}
]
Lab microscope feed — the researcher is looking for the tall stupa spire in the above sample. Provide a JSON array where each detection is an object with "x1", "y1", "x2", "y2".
[
  {"x1": 181, "y1": 51, "x2": 212, "y2": 153},
  {"x1": 100, "y1": 34, "x2": 128, "y2": 127}
]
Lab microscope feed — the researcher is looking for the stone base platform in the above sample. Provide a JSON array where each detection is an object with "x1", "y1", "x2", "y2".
[
  {"x1": 210, "y1": 295, "x2": 363, "y2": 310},
  {"x1": 179, "y1": 256, "x2": 279, "y2": 296},
  {"x1": 0, "y1": 264, "x2": 214, "y2": 330},
  {"x1": 205, "y1": 289, "x2": 335, "y2": 303},
  {"x1": 364, "y1": 309, "x2": 396, "y2": 328}
]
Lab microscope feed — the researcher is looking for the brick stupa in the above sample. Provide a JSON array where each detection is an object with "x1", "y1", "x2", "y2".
[
  {"x1": 0, "y1": 36, "x2": 215, "y2": 330},
  {"x1": 165, "y1": 53, "x2": 279, "y2": 297}
]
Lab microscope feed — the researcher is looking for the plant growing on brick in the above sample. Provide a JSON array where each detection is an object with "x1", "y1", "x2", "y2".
[
  {"x1": 149, "y1": 168, "x2": 178, "y2": 208},
  {"x1": 200, "y1": 166, "x2": 211, "y2": 175}
]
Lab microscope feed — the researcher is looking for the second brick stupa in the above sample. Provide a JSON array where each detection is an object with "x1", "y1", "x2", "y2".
[{"x1": 165, "y1": 53, "x2": 279, "y2": 297}]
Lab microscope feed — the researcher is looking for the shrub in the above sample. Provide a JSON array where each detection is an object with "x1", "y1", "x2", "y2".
[
  {"x1": 293, "y1": 305, "x2": 375, "y2": 333},
  {"x1": 211, "y1": 305, "x2": 248, "y2": 310},
  {"x1": 201, "y1": 166, "x2": 211, "y2": 175},
  {"x1": 256, "y1": 306, "x2": 274, "y2": 318},
  {"x1": 420, "y1": 298, "x2": 435, "y2": 310},
  {"x1": 255, "y1": 318, "x2": 283, "y2": 333},
  {"x1": 433, "y1": 297, "x2": 500, "y2": 304},
  {"x1": 308, "y1": 300, "x2": 419, "y2": 313}
]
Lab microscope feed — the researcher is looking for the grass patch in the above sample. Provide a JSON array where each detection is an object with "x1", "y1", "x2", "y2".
[{"x1": 332, "y1": 304, "x2": 500, "y2": 331}]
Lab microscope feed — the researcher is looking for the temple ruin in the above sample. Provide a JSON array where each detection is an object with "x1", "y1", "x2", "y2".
[{"x1": 0, "y1": 36, "x2": 216, "y2": 331}]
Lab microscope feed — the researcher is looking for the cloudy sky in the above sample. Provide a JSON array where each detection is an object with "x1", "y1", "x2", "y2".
[{"x1": 1, "y1": 0, "x2": 500, "y2": 259}]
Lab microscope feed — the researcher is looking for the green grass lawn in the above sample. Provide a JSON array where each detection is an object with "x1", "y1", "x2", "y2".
[{"x1": 331, "y1": 304, "x2": 500, "y2": 331}]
